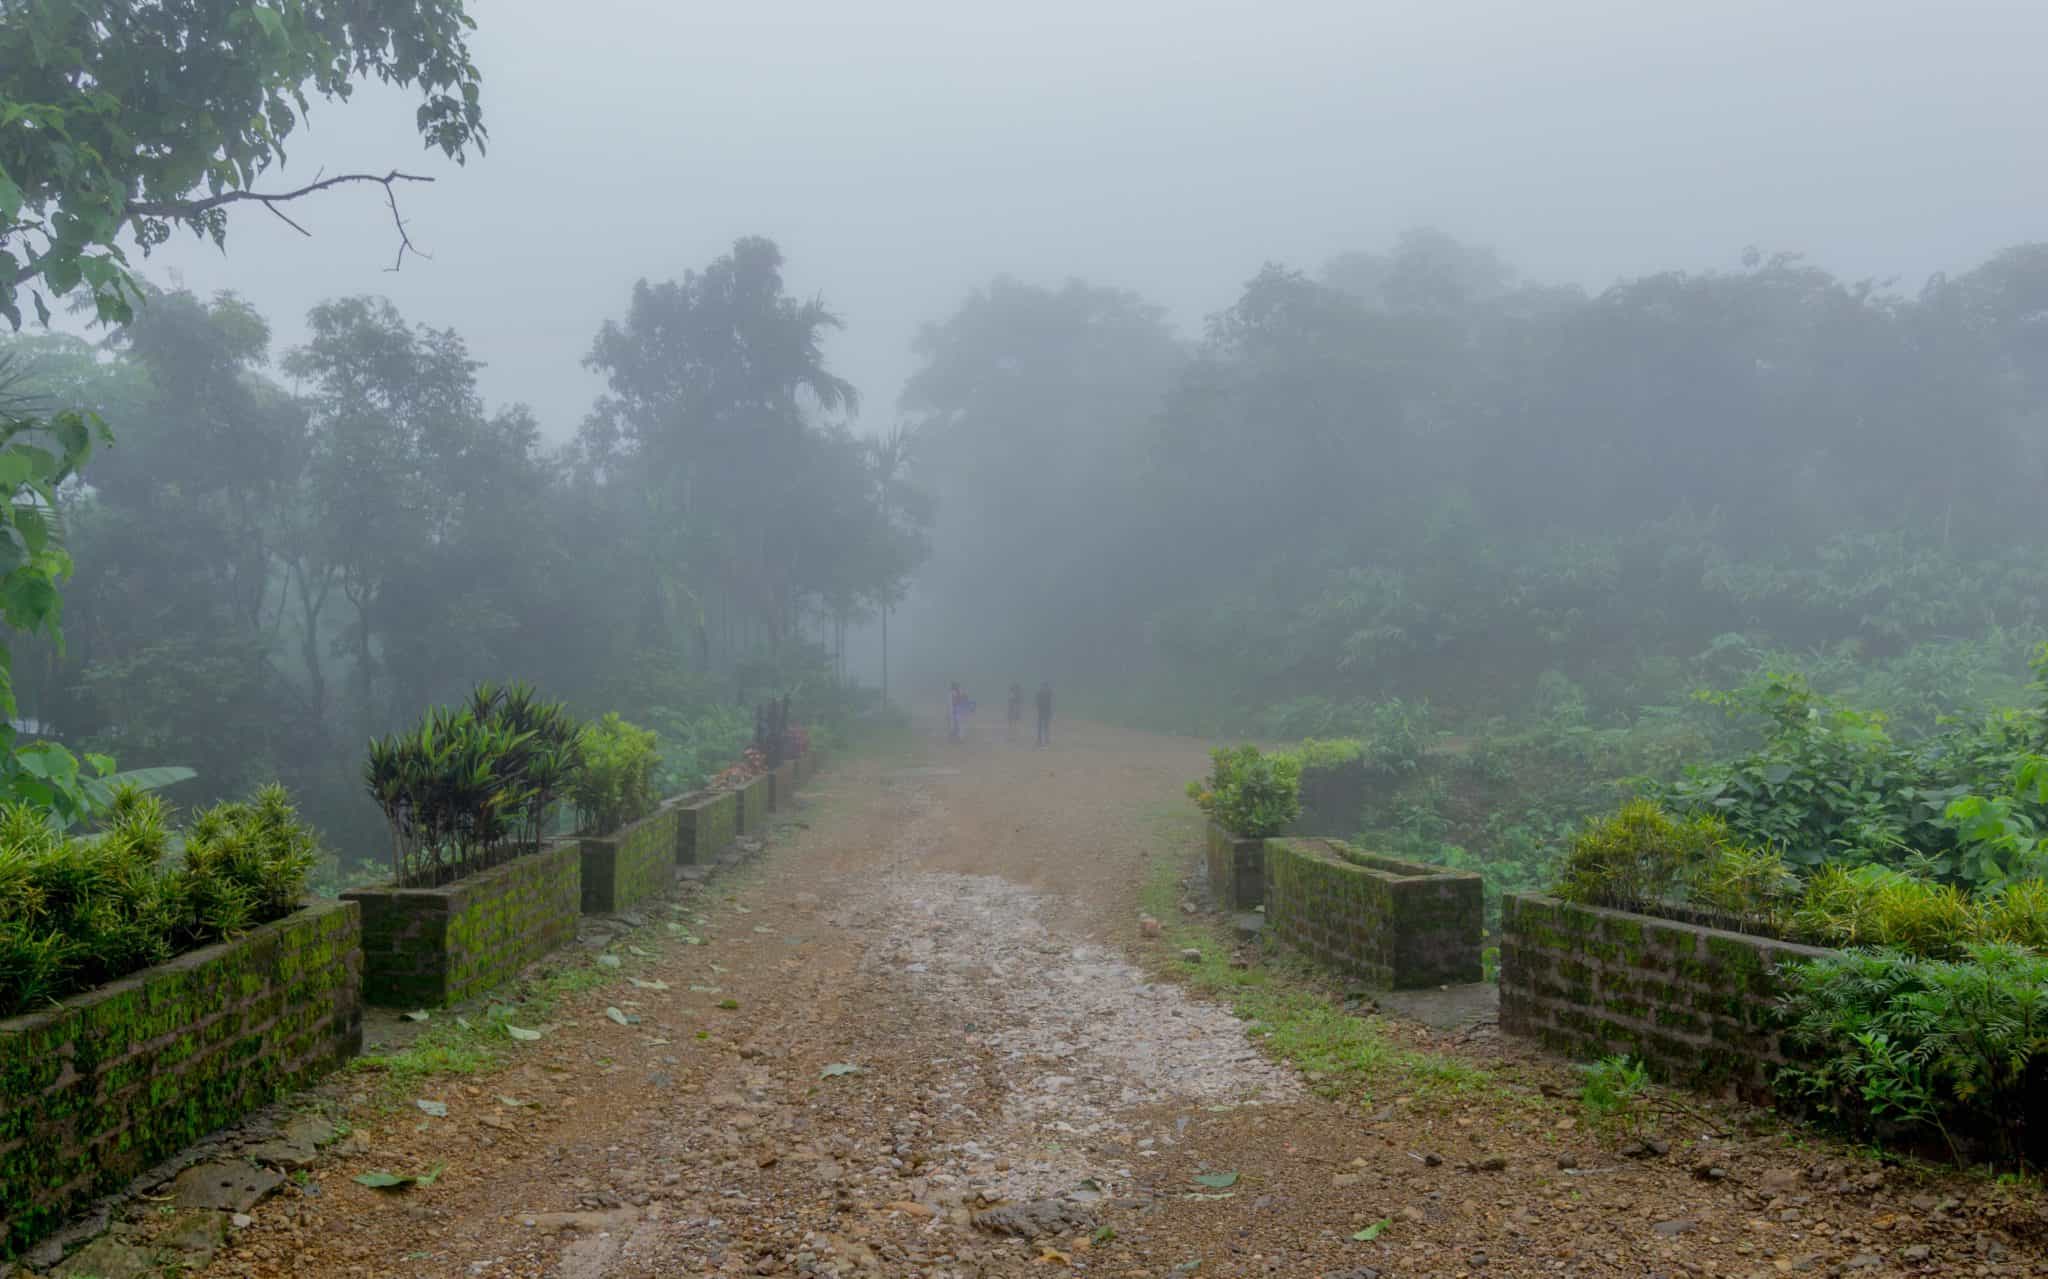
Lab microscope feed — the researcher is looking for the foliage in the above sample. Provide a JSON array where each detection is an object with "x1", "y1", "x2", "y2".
[
  {"x1": 363, "y1": 683, "x2": 581, "y2": 888},
  {"x1": 1778, "y1": 945, "x2": 2048, "y2": 1165},
  {"x1": 1552, "y1": 799, "x2": 1747, "y2": 917},
  {"x1": 0, "y1": 783, "x2": 318, "y2": 1016},
  {"x1": 0, "y1": 0, "x2": 485, "y2": 327},
  {"x1": 1579, "y1": 1054, "x2": 1652, "y2": 1140},
  {"x1": 1667, "y1": 668, "x2": 2048, "y2": 891},
  {"x1": 1290, "y1": 737, "x2": 1362, "y2": 772},
  {"x1": 1188, "y1": 745, "x2": 1301, "y2": 838},
  {"x1": 571, "y1": 713, "x2": 661, "y2": 836},
  {"x1": 1793, "y1": 865, "x2": 2048, "y2": 959}
]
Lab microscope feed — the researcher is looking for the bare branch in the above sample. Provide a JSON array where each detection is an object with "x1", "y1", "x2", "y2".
[
  {"x1": 262, "y1": 201, "x2": 313, "y2": 238},
  {"x1": 380, "y1": 179, "x2": 430, "y2": 272},
  {"x1": 126, "y1": 170, "x2": 434, "y2": 221}
]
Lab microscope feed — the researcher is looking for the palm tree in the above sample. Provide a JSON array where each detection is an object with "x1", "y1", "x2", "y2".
[{"x1": 868, "y1": 422, "x2": 917, "y2": 706}]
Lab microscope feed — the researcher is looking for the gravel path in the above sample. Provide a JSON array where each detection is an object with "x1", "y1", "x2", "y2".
[{"x1": 152, "y1": 720, "x2": 2045, "y2": 1279}]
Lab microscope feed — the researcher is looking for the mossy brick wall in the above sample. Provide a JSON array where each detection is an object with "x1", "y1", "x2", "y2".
[
  {"x1": 1263, "y1": 839, "x2": 1484, "y2": 989},
  {"x1": 1205, "y1": 821, "x2": 1265, "y2": 910},
  {"x1": 1498, "y1": 894, "x2": 1837, "y2": 1100},
  {"x1": 736, "y1": 775, "x2": 771, "y2": 835},
  {"x1": 581, "y1": 807, "x2": 679, "y2": 914},
  {"x1": 770, "y1": 761, "x2": 797, "y2": 810},
  {"x1": 675, "y1": 790, "x2": 738, "y2": 865},
  {"x1": 343, "y1": 841, "x2": 580, "y2": 1008},
  {"x1": 0, "y1": 900, "x2": 362, "y2": 1258}
]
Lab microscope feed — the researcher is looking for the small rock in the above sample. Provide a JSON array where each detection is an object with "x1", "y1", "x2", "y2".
[
  {"x1": 171, "y1": 1161, "x2": 284, "y2": 1213},
  {"x1": 1467, "y1": 1156, "x2": 1507, "y2": 1172},
  {"x1": 1652, "y1": 1220, "x2": 1698, "y2": 1237},
  {"x1": 1332, "y1": 1173, "x2": 1362, "y2": 1188},
  {"x1": 1556, "y1": 1153, "x2": 1578, "y2": 1170},
  {"x1": 1422, "y1": 1153, "x2": 1443, "y2": 1167},
  {"x1": 1901, "y1": 1245, "x2": 1931, "y2": 1263},
  {"x1": 1179, "y1": 948, "x2": 1202, "y2": 963},
  {"x1": 1846, "y1": 1254, "x2": 1882, "y2": 1270},
  {"x1": 1692, "y1": 1163, "x2": 1728, "y2": 1182},
  {"x1": 230, "y1": 1214, "x2": 254, "y2": 1230},
  {"x1": 50, "y1": 1237, "x2": 159, "y2": 1279}
]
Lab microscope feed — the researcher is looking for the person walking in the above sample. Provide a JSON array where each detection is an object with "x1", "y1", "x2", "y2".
[
  {"x1": 1035, "y1": 680, "x2": 1054, "y2": 747},
  {"x1": 1006, "y1": 683, "x2": 1024, "y2": 743},
  {"x1": 948, "y1": 682, "x2": 967, "y2": 742}
]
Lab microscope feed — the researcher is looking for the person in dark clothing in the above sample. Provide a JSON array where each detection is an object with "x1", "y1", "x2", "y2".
[
  {"x1": 1007, "y1": 683, "x2": 1024, "y2": 743},
  {"x1": 1035, "y1": 681, "x2": 1053, "y2": 747}
]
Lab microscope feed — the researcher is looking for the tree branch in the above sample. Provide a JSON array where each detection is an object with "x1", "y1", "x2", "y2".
[
  {"x1": 128, "y1": 169, "x2": 435, "y2": 271},
  {"x1": 126, "y1": 170, "x2": 434, "y2": 222}
]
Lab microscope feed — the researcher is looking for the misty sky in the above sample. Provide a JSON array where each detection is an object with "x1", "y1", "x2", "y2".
[{"x1": 135, "y1": 0, "x2": 2048, "y2": 439}]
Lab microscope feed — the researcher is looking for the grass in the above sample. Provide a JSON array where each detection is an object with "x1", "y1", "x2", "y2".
[{"x1": 1135, "y1": 832, "x2": 1492, "y2": 1107}]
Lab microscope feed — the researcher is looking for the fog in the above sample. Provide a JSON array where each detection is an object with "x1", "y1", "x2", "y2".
[
  {"x1": 7, "y1": 0, "x2": 2048, "y2": 875},
  {"x1": 135, "y1": 0, "x2": 2048, "y2": 432}
]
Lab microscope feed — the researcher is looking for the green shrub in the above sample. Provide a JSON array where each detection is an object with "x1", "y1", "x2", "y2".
[
  {"x1": 1977, "y1": 878, "x2": 2048, "y2": 950},
  {"x1": 1553, "y1": 799, "x2": 1737, "y2": 914},
  {"x1": 1793, "y1": 865, "x2": 1977, "y2": 957},
  {"x1": 646, "y1": 704, "x2": 752, "y2": 797},
  {"x1": 364, "y1": 682, "x2": 582, "y2": 888},
  {"x1": 1778, "y1": 944, "x2": 2048, "y2": 1165},
  {"x1": 1688, "y1": 839, "x2": 1801, "y2": 930},
  {"x1": 0, "y1": 784, "x2": 318, "y2": 1017},
  {"x1": 573, "y1": 713, "x2": 661, "y2": 836},
  {"x1": 1188, "y1": 745, "x2": 1301, "y2": 838}
]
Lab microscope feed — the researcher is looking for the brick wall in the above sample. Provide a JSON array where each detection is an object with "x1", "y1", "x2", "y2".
[
  {"x1": 1499, "y1": 894, "x2": 1834, "y2": 1100},
  {"x1": 675, "y1": 790, "x2": 738, "y2": 865},
  {"x1": 1263, "y1": 838, "x2": 1483, "y2": 989},
  {"x1": 580, "y1": 807, "x2": 680, "y2": 914},
  {"x1": 344, "y1": 841, "x2": 580, "y2": 1008},
  {"x1": 0, "y1": 901, "x2": 362, "y2": 1258},
  {"x1": 736, "y1": 775, "x2": 771, "y2": 835},
  {"x1": 770, "y1": 761, "x2": 796, "y2": 811},
  {"x1": 1205, "y1": 821, "x2": 1265, "y2": 910}
]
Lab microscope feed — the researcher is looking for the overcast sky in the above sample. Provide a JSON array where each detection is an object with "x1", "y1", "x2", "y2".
[{"x1": 137, "y1": 0, "x2": 2048, "y2": 438}]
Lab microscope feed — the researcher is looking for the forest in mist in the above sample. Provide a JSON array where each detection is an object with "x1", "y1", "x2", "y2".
[
  {"x1": 1, "y1": 238, "x2": 927, "y2": 869},
  {"x1": 905, "y1": 230, "x2": 2048, "y2": 742},
  {"x1": 8, "y1": 226, "x2": 2048, "y2": 873}
]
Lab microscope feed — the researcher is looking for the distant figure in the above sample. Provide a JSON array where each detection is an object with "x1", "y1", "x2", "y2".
[
  {"x1": 1006, "y1": 683, "x2": 1024, "y2": 743},
  {"x1": 948, "y1": 682, "x2": 968, "y2": 741},
  {"x1": 1035, "y1": 680, "x2": 1054, "y2": 747}
]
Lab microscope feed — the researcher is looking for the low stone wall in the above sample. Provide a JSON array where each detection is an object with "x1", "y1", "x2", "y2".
[
  {"x1": 0, "y1": 900, "x2": 362, "y2": 1258},
  {"x1": 343, "y1": 841, "x2": 581, "y2": 1008},
  {"x1": 1263, "y1": 839, "x2": 1483, "y2": 989},
  {"x1": 1499, "y1": 894, "x2": 1834, "y2": 1100},
  {"x1": 736, "y1": 774, "x2": 771, "y2": 835},
  {"x1": 580, "y1": 806, "x2": 680, "y2": 914},
  {"x1": 674, "y1": 790, "x2": 739, "y2": 865},
  {"x1": 1205, "y1": 821, "x2": 1265, "y2": 910},
  {"x1": 770, "y1": 760, "x2": 797, "y2": 810}
]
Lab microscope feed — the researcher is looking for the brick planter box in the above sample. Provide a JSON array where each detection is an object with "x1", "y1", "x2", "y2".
[
  {"x1": 770, "y1": 760, "x2": 797, "y2": 810},
  {"x1": 674, "y1": 789, "x2": 739, "y2": 865},
  {"x1": 0, "y1": 900, "x2": 362, "y2": 1258},
  {"x1": 343, "y1": 842, "x2": 580, "y2": 1008},
  {"x1": 1264, "y1": 838, "x2": 1483, "y2": 989},
  {"x1": 735, "y1": 774, "x2": 771, "y2": 835},
  {"x1": 580, "y1": 806, "x2": 680, "y2": 914},
  {"x1": 1205, "y1": 821, "x2": 1266, "y2": 910},
  {"x1": 1499, "y1": 894, "x2": 1835, "y2": 1100}
]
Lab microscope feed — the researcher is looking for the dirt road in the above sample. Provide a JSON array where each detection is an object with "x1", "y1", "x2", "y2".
[{"x1": 191, "y1": 721, "x2": 2042, "y2": 1279}]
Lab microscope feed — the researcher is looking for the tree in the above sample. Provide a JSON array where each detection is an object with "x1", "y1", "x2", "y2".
[
  {"x1": 582, "y1": 237, "x2": 864, "y2": 655},
  {"x1": 901, "y1": 276, "x2": 1182, "y2": 678},
  {"x1": 0, "y1": 0, "x2": 485, "y2": 327}
]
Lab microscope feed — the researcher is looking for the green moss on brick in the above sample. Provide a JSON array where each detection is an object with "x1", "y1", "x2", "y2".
[
  {"x1": 1498, "y1": 893, "x2": 1838, "y2": 1103},
  {"x1": 581, "y1": 807, "x2": 680, "y2": 914},
  {"x1": 735, "y1": 776, "x2": 770, "y2": 835},
  {"x1": 1261, "y1": 838, "x2": 1483, "y2": 989},
  {"x1": 343, "y1": 842, "x2": 580, "y2": 1008},
  {"x1": 675, "y1": 790, "x2": 739, "y2": 865},
  {"x1": 0, "y1": 901, "x2": 362, "y2": 1259}
]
